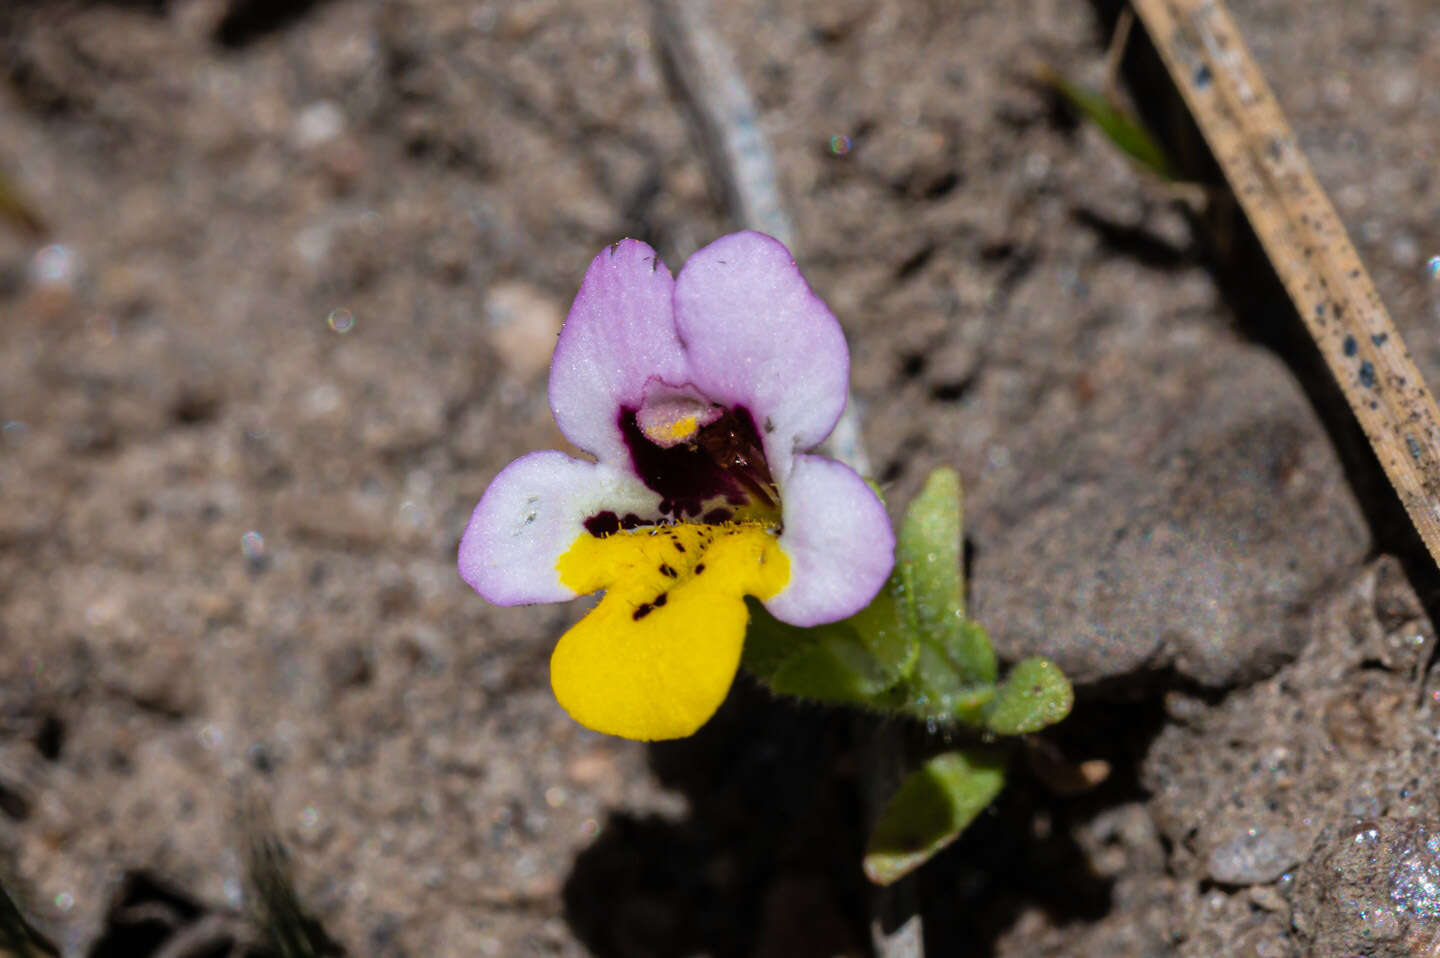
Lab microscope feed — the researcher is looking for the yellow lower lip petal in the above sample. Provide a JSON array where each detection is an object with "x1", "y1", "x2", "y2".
[{"x1": 551, "y1": 521, "x2": 789, "y2": 740}]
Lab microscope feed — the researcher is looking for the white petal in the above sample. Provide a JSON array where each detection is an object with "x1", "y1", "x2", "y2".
[
  {"x1": 458, "y1": 451, "x2": 661, "y2": 605},
  {"x1": 763, "y1": 454, "x2": 895, "y2": 626}
]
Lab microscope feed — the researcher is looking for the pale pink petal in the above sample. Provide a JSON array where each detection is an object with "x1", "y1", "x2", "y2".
[
  {"x1": 459, "y1": 451, "x2": 661, "y2": 605},
  {"x1": 672, "y1": 231, "x2": 849, "y2": 483},
  {"x1": 549, "y1": 239, "x2": 691, "y2": 466},
  {"x1": 763, "y1": 454, "x2": 894, "y2": 626}
]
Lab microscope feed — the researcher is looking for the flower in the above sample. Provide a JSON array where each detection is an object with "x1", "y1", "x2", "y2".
[{"x1": 458, "y1": 231, "x2": 894, "y2": 740}]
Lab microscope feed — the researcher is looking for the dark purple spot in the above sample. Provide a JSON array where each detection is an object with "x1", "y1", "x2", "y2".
[
  {"x1": 694, "y1": 563, "x2": 706, "y2": 575},
  {"x1": 659, "y1": 563, "x2": 677, "y2": 578},
  {"x1": 584, "y1": 510, "x2": 654, "y2": 537},
  {"x1": 584, "y1": 511, "x2": 620, "y2": 536},
  {"x1": 703, "y1": 508, "x2": 733, "y2": 524},
  {"x1": 618, "y1": 406, "x2": 777, "y2": 519},
  {"x1": 674, "y1": 542, "x2": 686, "y2": 553},
  {"x1": 632, "y1": 603, "x2": 654, "y2": 621},
  {"x1": 653, "y1": 593, "x2": 668, "y2": 608},
  {"x1": 1343, "y1": 335, "x2": 1358, "y2": 357}
]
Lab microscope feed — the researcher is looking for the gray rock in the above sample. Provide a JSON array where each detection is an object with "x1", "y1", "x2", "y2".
[{"x1": 972, "y1": 338, "x2": 1370, "y2": 687}]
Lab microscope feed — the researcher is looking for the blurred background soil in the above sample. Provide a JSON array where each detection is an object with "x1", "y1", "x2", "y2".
[{"x1": 2, "y1": 0, "x2": 1440, "y2": 955}]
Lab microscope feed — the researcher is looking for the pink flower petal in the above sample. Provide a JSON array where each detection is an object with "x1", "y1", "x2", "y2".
[
  {"x1": 459, "y1": 450, "x2": 661, "y2": 606},
  {"x1": 673, "y1": 231, "x2": 849, "y2": 483},
  {"x1": 763, "y1": 453, "x2": 894, "y2": 626},
  {"x1": 549, "y1": 239, "x2": 690, "y2": 466}
]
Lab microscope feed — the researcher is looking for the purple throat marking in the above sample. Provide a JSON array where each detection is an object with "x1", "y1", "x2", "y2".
[{"x1": 582, "y1": 405, "x2": 779, "y2": 537}]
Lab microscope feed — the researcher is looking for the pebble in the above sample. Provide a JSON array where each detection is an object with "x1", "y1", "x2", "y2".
[
  {"x1": 1205, "y1": 824, "x2": 1304, "y2": 885},
  {"x1": 484, "y1": 281, "x2": 563, "y2": 381}
]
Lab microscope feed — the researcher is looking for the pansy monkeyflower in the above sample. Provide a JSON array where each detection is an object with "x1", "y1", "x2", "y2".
[{"x1": 459, "y1": 231, "x2": 894, "y2": 740}]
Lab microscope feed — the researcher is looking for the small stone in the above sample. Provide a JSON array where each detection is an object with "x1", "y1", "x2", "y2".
[
  {"x1": 1205, "y1": 823, "x2": 1304, "y2": 885},
  {"x1": 293, "y1": 100, "x2": 345, "y2": 149},
  {"x1": 566, "y1": 747, "x2": 618, "y2": 787},
  {"x1": 485, "y1": 281, "x2": 563, "y2": 381}
]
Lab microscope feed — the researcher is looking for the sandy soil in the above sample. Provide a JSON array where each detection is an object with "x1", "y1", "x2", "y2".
[{"x1": 3, "y1": 0, "x2": 1440, "y2": 955}]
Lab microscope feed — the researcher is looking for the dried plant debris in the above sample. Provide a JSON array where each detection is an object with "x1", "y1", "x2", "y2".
[
  {"x1": 0, "y1": 831, "x2": 345, "y2": 958},
  {"x1": 0, "y1": 877, "x2": 59, "y2": 958},
  {"x1": 245, "y1": 830, "x2": 345, "y2": 958}
]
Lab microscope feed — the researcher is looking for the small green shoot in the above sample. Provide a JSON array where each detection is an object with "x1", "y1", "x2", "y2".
[{"x1": 1030, "y1": 63, "x2": 1174, "y2": 180}]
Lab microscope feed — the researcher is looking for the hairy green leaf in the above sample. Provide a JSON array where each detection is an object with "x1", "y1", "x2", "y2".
[{"x1": 889, "y1": 469, "x2": 997, "y2": 718}]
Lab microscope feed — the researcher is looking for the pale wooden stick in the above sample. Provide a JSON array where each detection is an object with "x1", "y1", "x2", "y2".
[{"x1": 1132, "y1": 0, "x2": 1440, "y2": 571}]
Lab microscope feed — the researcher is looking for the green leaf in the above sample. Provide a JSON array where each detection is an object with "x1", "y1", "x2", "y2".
[
  {"x1": 743, "y1": 594, "x2": 917, "y2": 705},
  {"x1": 740, "y1": 597, "x2": 814, "y2": 682},
  {"x1": 896, "y1": 467, "x2": 966, "y2": 620},
  {"x1": 984, "y1": 657, "x2": 1074, "y2": 736},
  {"x1": 894, "y1": 468, "x2": 996, "y2": 690},
  {"x1": 863, "y1": 749, "x2": 1007, "y2": 885},
  {"x1": 899, "y1": 638, "x2": 995, "y2": 725},
  {"x1": 1034, "y1": 64, "x2": 1173, "y2": 180}
]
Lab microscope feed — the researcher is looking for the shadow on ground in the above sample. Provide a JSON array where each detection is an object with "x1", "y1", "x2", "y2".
[
  {"x1": 563, "y1": 678, "x2": 870, "y2": 958},
  {"x1": 563, "y1": 673, "x2": 1177, "y2": 957}
]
